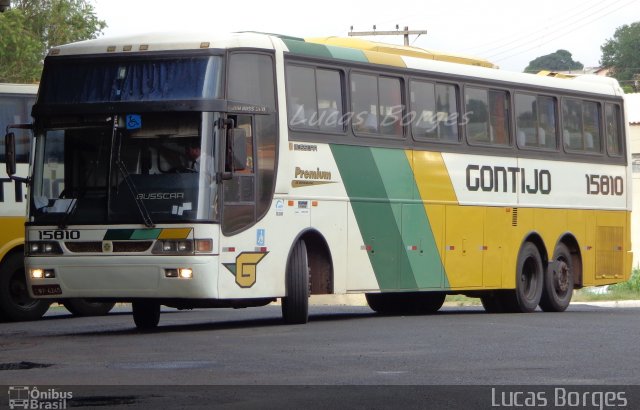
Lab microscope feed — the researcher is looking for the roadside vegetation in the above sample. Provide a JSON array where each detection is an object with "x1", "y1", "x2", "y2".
[{"x1": 573, "y1": 268, "x2": 640, "y2": 302}]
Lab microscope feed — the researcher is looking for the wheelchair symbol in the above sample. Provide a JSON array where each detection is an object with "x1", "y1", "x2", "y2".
[{"x1": 126, "y1": 114, "x2": 142, "y2": 130}]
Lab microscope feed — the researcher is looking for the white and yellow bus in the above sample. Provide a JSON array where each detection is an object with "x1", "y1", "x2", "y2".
[
  {"x1": 0, "y1": 83, "x2": 50, "y2": 321},
  {"x1": 6, "y1": 32, "x2": 631, "y2": 329},
  {"x1": 1, "y1": 83, "x2": 114, "y2": 320}
]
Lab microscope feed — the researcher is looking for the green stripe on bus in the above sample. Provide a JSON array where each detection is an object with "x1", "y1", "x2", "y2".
[
  {"x1": 281, "y1": 38, "x2": 333, "y2": 59},
  {"x1": 103, "y1": 229, "x2": 135, "y2": 240},
  {"x1": 371, "y1": 149, "x2": 445, "y2": 289},
  {"x1": 103, "y1": 229, "x2": 162, "y2": 240},
  {"x1": 325, "y1": 45, "x2": 368, "y2": 63},
  {"x1": 130, "y1": 229, "x2": 162, "y2": 240},
  {"x1": 331, "y1": 144, "x2": 447, "y2": 291},
  {"x1": 330, "y1": 145, "x2": 410, "y2": 290}
]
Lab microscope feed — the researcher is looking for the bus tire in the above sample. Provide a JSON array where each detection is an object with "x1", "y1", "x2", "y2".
[
  {"x1": 132, "y1": 300, "x2": 160, "y2": 330},
  {"x1": 0, "y1": 253, "x2": 50, "y2": 322},
  {"x1": 410, "y1": 292, "x2": 446, "y2": 314},
  {"x1": 539, "y1": 243, "x2": 574, "y2": 312},
  {"x1": 365, "y1": 293, "x2": 393, "y2": 314},
  {"x1": 503, "y1": 242, "x2": 544, "y2": 313},
  {"x1": 480, "y1": 292, "x2": 506, "y2": 313},
  {"x1": 366, "y1": 292, "x2": 445, "y2": 315},
  {"x1": 281, "y1": 240, "x2": 309, "y2": 324},
  {"x1": 63, "y1": 300, "x2": 115, "y2": 316}
]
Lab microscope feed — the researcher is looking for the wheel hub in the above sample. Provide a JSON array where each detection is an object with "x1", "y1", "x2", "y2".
[{"x1": 554, "y1": 261, "x2": 570, "y2": 293}]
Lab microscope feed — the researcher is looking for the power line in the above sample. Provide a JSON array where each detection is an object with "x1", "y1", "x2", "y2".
[
  {"x1": 492, "y1": 0, "x2": 636, "y2": 63},
  {"x1": 468, "y1": 0, "x2": 606, "y2": 56}
]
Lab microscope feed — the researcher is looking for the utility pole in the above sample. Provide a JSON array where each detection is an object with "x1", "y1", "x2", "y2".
[{"x1": 348, "y1": 25, "x2": 427, "y2": 46}]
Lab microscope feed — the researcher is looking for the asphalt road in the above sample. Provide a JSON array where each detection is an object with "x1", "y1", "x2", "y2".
[{"x1": 1, "y1": 303, "x2": 639, "y2": 408}]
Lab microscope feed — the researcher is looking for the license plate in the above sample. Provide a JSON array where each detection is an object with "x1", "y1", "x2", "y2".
[{"x1": 32, "y1": 285, "x2": 62, "y2": 296}]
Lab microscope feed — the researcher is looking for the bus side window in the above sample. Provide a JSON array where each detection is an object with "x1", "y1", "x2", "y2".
[
  {"x1": 286, "y1": 65, "x2": 344, "y2": 132},
  {"x1": 0, "y1": 95, "x2": 32, "y2": 164},
  {"x1": 562, "y1": 99, "x2": 602, "y2": 153},
  {"x1": 351, "y1": 73, "x2": 378, "y2": 134},
  {"x1": 606, "y1": 103, "x2": 622, "y2": 156}
]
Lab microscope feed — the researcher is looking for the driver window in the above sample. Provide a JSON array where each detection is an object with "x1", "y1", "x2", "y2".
[{"x1": 235, "y1": 116, "x2": 254, "y2": 173}]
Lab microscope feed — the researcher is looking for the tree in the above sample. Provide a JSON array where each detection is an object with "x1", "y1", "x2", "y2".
[
  {"x1": 601, "y1": 22, "x2": 640, "y2": 92},
  {"x1": 0, "y1": 9, "x2": 42, "y2": 82},
  {"x1": 0, "y1": 0, "x2": 106, "y2": 83},
  {"x1": 524, "y1": 49, "x2": 584, "y2": 74}
]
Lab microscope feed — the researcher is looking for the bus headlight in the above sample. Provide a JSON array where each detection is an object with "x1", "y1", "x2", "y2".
[
  {"x1": 164, "y1": 268, "x2": 193, "y2": 279},
  {"x1": 152, "y1": 240, "x2": 194, "y2": 255},
  {"x1": 27, "y1": 241, "x2": 63, "y2": 255},
  {"x1": 30, "y1": 268, "x2": 56, "y2": 279}
]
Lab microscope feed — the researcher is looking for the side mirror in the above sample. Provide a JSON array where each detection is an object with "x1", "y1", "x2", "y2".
[
  {"x1": 231, "y1": 128, "x2": 247, "y2": 171},
  {"x1": 5, "y1": 131, "x2": 16, "y2": 176}
]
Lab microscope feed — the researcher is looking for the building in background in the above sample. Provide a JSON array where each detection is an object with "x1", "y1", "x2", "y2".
[{"x1": 627, "y1": 93, "x2": 640, "y2": 268}]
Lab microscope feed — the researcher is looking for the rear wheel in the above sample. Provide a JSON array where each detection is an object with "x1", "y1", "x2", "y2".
[
  {"x1": 281, "y1": 240, "x2": 309, "y2": 324},
  {"x1": 502, "y1": 242, "x2": 544, "y2": 313},
  {"x1": 63, "y1": 300, "x2": 115, "y2": 316},
  {"x1": 132, "y1": 300, "x2": 160, "y2": 330},
  {"x1": 539, "y1": 243, "x2": 574, "y2": 312},
  {"x1": 0, "y1": 253, "x2": 50, "y2": 322}
]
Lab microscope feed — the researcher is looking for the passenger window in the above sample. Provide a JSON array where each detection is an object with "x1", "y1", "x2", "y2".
[
  {"x1": 285, "y1": 65, "x2": 343, "y2": 132},
  {"x1": 515, "y1": 93, "x2": 557, "y2": 149},
  {"x1": 351, "y1": 73, "x2": 379, "y2": 133},
  {"x1": 316, "y1": 69, "x2": 343, "y2": 131},
  {"x1": 465, "y1": 87, "x2": 510, "y2": 146},
  {"x1": 583, "y1": 101, "x2": 601, "y2": 153},
  {"x1": 562, "y1": 99, "x2": 602, "y2": 153},
  {"x1": 286, "y1": 65, "x2": 317, "y2": 129},
  {"x1": 0, "y1": 95, "x2": 34, "y2": 163},
  {"x1": 351, "y1": 73, "x2": 403, "y2": 137},
  {"x1": 605, "y1": 103, "x2": 623, "y2": 156},
  {"x1": 379, "y1": 77, "x2": 402, "y2": 137},
  {"x1": 410, "y1": 80, "x2": 459, "y2": 142}
]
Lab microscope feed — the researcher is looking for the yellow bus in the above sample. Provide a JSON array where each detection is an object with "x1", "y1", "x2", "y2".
[
  {"x1": 6, "y1": 33, "x2": 631, "y2": 329},
  {"x1": 1, "y1": 83, "x2": 114, "y2": 320}
]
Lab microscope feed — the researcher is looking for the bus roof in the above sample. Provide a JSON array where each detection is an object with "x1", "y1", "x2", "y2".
[
  {"x1": 47, "y1": 32, "x2": 623, "y2": 98},
  {"x1": 0, "y1": 83, "x2": 38, "y2": 95}
]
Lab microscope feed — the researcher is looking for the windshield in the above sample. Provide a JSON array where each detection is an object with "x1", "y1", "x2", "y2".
[{"x1": 30, "y1": 112, "x2": 218, "y2": 225}]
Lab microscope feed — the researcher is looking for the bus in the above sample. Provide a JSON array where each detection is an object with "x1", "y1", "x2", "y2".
[
  {"x1": 0, "y1": 83, "x2": 114, "y2": 320},
  {"x1": 5, "y1": 32, "x2": 631, "y2": 329}
]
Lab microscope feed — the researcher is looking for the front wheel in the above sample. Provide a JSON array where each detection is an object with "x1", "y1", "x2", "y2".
[
  {"x1": 0, "y1": 253, "x2": 51, "y2": 321},
  {"x1": 132, "y1": 300, "x2": 160, "y2": 330},
  {"x1": 281, "y1": 240, "x2": 309, "y2": 324},
  {"x1": 539, "y1": 243, "x2": 574, "y2": 312},
  {"x1": 502, "y1": 242, "x2": 544, "y2": 313}
]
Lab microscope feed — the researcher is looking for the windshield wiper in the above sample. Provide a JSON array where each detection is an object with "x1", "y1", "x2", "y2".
[
  {"x1": 116, "y1": 159, "x2": 155, "y2": 228},
  {"x1": 56, "y1": 198, "x2": 78, "y2": 229}
]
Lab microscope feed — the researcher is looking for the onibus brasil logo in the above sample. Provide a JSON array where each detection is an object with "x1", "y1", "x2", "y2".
[{"x1": 8, "y1": 386, "x2": 72, "y2": 409}]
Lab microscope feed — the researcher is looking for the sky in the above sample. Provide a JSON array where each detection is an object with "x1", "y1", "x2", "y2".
[{"x1": 92, "y1": 0, "x2": 639, "y2": 73}]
